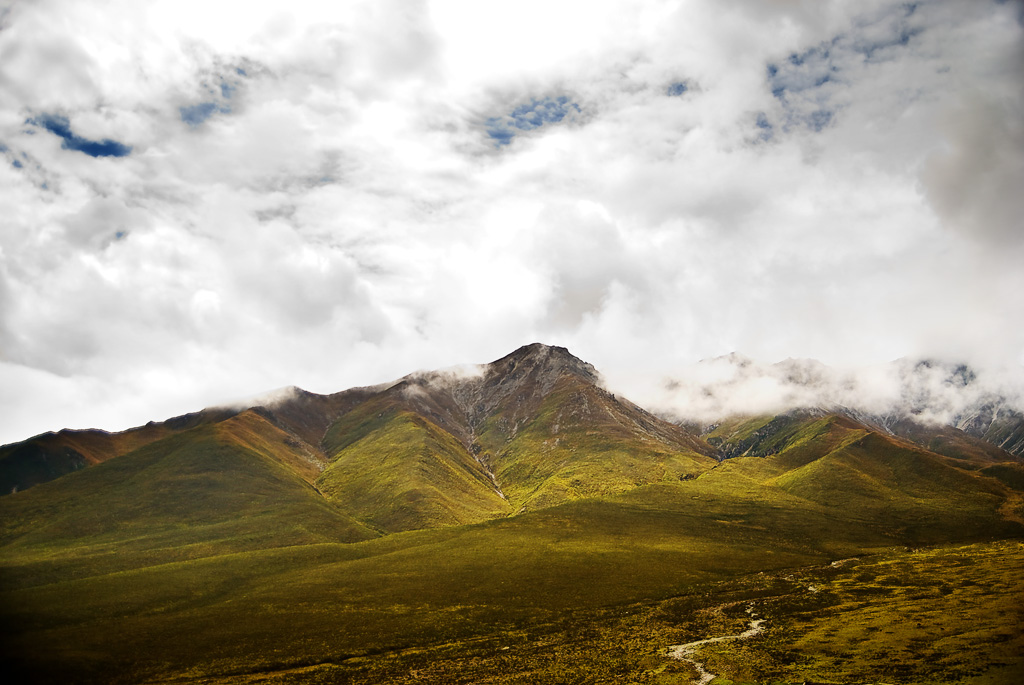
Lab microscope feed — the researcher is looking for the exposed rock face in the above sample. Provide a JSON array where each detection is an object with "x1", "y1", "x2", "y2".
[
  {"x1": 383, "y1": 343, "x2": 601, "y2": 444},
  {"x1": 953, "y1": 403, "x2": 1024, "y2": 457},
  {"x1": 303, "y1": 344, "x2": 719, "y2": 529}
]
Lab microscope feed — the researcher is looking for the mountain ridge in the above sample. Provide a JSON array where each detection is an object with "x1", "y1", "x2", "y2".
[
  {"x1": 0, "y1": 344, "x2": 721, "y2": 534},
  {"x1": 3, "y1": 343, "x2": 1021, "y2": 506}
]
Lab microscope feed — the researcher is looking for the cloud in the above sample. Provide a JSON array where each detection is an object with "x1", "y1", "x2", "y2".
[
  {"x1": 641, "y1": 354, "x2": 1024, "y2": 426},
  {"x1": 0, "y1": 0, "x2": 1022, "y2": 445},
  {"x1": 922, "y1": 92, "x2": 1024, "y2": 246}
]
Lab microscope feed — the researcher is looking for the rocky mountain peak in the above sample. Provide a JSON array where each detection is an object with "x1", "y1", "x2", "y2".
[{"x1": 487, "y1": 343, "x2": 600, "y2": 386}]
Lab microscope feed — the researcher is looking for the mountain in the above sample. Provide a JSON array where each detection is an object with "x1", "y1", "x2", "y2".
[
  {"x1": 949, "y1": 399, "x2": 1024, "y2": 456},
  {"x1": 658, "y1": 354, "x2": 1024, "y2": 457},
  {"x1": 1, "y1": 344, "x2": 719, "y2": 533},
  {"x1": 0, "y1": 407, "x2": 238, "y2": 495},
  {"x1": 311, "y1": 343, "x2": 718, "y2": 531},
  {"x1": 2, "y1": 343, "x2": 1022, "y2": 684},
  {"x1": 705, "y1": 410, "x2": 1021, "y2": 528}
]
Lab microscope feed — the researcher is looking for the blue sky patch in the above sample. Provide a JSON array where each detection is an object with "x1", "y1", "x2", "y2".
[
  {"x1": 766, "y1": 47, "x2": 838, "y2": 133},
  {"x1": 848, "y1": 2, "x2": 923, "y2": 61},
  {"x1": 486, "y1": 96, "x2": 581, "y2": 146},
  {"x1": 807, "y1": 110, "x2": 833, "y2": 132},
  {"x1": 666, "y1": 82, "x2": 688, "y2": 96},
  {"x1": 180, "y1": 63, "x2": 248, "y2": 127},
  {"x1": 30, "y1": 114, "x2": 132, "y2": 157},
  {"x1": 180, "y1": 102, "x2": 227, "y2": 126},
  {"x1": 854, "y1": 25, "x2": 922, "y2": 60},
  {"x1": 768, "y1": 44, "x2": 836, "y2": 98},
  {"x1": 485, "y1": 124, "x2": 516, "y2": 146},
  {"x1": 763, "y1": 3, "x2": 924, "y2": 136}
]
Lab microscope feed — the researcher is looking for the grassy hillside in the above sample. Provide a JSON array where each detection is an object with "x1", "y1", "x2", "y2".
[
  {"x1": 0, "y1": 408, "x2": 241, "y2": 495},
  {"x1": 0, "y1": 486, "x2": 859, "y2": 684},
  {"x1": 703, "y1": 414, "x2": 1018, "y2": 545},
  {"x1": 477, "y1": 375, "x2": 718, "y2": 512},
  {"x1": 2, "y1": 419, "x2": 1020, "y2": 683},
  {"x1": 318, "y1": 402, "x2": 511, "y2": 532},
  {"x1": 0, "y1": 424, "x2": 174, "y2": 495},
  {"x1": 0, "y1": 413, "x2": 376, "y2": 589},
  {"x1": 181, "y1": 539, "x2": 1019, "y2": 685},
  {"x1": 312, "y1": 347, "x2": 719, "y2": 527}
]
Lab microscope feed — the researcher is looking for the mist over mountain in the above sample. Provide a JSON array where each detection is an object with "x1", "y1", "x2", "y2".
[{"x1": 648, "y1": 354, "x2": 1024, "y2": 455}]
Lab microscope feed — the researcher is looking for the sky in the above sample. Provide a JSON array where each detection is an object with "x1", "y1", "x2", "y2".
[{"x1": 1, "y1": 0, "x2": 1022, "y2": 444}]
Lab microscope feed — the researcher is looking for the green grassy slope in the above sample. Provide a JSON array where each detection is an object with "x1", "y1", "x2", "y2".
[
  {"x1": 0, "y1": 413, "x2": 376, "y2": 589},
  {"x1": 704, "y1": 411, "x2": 862, "y2": 462},
  {"x1": 0, "y1": 425, "x2": 177, "y2": 496},
  {"x1": 312, "y1": 347, "x2": 720, "y2": 528},
  {"x1": 0, "y1": 487, "x2": 866, "y2": 684},
  {"x1": 0, "y1": 408, "x2": 240, "y2": 495},
  {"x1": 478, "y1": 376, "x2": 718, "y2": 512},
  {"x1": 2, "y1": 421, "x2": 1020, "y2": 683},
  {"x1": 183, "y1": 539, "x2": 1018, "y2": 685},
  {"x1": 703, "y1": 413, "x2": 1019, "y2": 544},
  {"x1": 318, "y1": 400, "x2": 511, "y2": 532}
]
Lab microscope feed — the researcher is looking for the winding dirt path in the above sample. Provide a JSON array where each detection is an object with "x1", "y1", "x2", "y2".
[{"x1": 666, "y1": 609, "x2": 766, "y2": 685}]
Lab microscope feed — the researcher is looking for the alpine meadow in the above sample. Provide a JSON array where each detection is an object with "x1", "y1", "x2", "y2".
[{"x1": 2, "y1": 344, "x2": 1023, "y2": 683}]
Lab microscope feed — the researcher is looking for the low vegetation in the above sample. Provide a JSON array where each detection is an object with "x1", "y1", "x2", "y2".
[{"x1": 1, "y1": 346, "x2": 1021, "y2": 683}]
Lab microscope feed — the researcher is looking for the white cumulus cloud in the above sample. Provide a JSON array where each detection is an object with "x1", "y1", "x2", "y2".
[{"x1": 1, "y1": 0, "x2": 1022, "y2": 444}]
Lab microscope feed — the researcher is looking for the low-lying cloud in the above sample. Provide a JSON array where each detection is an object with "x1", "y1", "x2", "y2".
[{"x1": 635, "y1": 355, "x2": 1024, "y2": 428}]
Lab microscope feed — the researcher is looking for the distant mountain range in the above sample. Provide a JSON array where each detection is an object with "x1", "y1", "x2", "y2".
[{"x1": 656, "y1": 353, "x2": 1024, "y2": 457}]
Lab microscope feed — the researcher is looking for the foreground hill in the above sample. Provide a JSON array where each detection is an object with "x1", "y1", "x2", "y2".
[{"x1": 1, "y1": 344, "x2": 1022, "y2": 683}]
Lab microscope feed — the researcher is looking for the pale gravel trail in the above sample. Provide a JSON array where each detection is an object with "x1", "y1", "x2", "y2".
[{"x1": 666, "y1": 609, "x2": 766, "y2": 685}]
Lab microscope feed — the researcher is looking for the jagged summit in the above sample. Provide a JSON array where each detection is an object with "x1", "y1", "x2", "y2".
[
  {"x1": 383, "y1": 343, "x2": 602, "y2": 440},
  {"x1": 488, "y1": 343, "x2": 600, "y2": 386}
]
